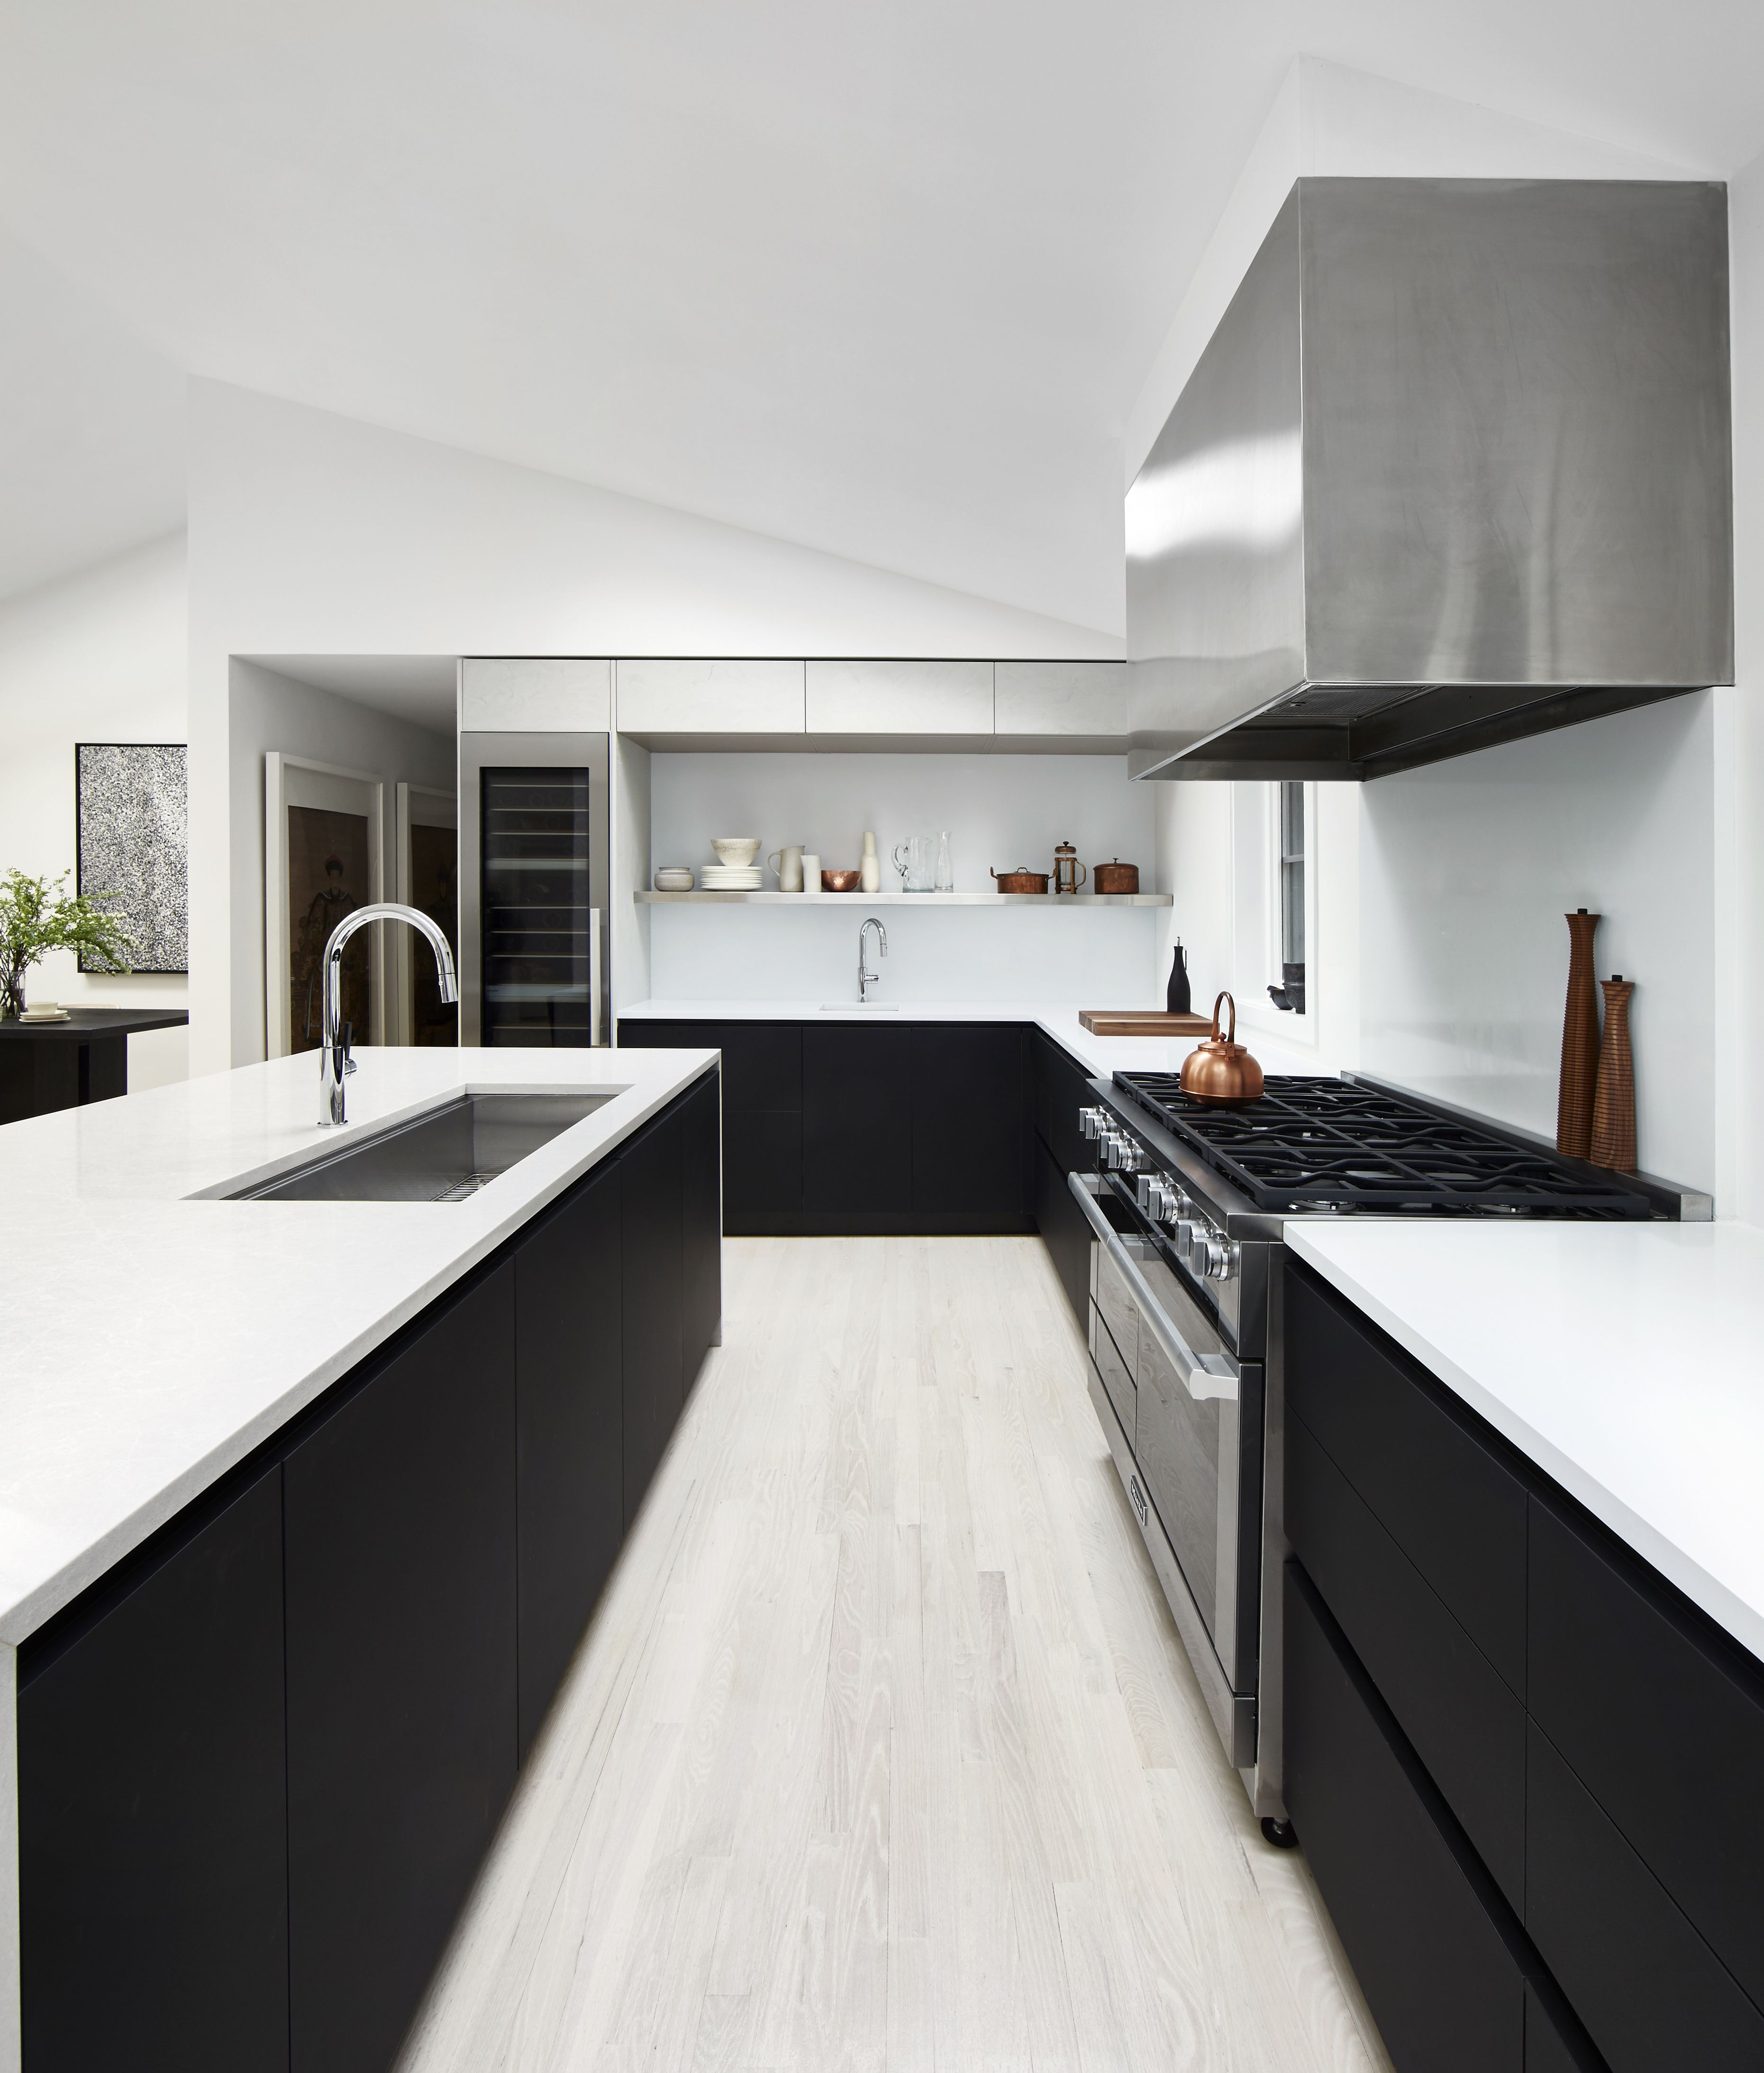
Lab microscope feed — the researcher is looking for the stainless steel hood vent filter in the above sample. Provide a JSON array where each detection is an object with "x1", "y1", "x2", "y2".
[{"x1": 1127, "y1": 179, "x2": 1733, "y2": 781}]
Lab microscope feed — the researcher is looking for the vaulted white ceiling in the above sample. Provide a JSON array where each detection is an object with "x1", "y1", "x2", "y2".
[{"x1": 2, "y1": 0, "x2": 1763, "y2": 624}]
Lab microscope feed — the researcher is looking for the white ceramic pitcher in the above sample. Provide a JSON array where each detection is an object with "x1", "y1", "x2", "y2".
[{"x1": 767, "y1": 844, "x2": 806, "y2": 892}]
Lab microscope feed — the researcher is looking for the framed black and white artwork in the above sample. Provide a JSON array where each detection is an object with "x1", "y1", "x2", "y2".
[{"x1": 74, "y1": 742, "x2": 189, "y2": 974}]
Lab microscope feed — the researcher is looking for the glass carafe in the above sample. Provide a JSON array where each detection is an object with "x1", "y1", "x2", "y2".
[{"x1": 934, "y1": 831, "x2": 954, "y2": 892}]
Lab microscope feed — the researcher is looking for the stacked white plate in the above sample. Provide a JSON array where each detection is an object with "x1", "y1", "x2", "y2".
[{"x1": 699, "y1": 865, "x2": 762, "y2": 889}]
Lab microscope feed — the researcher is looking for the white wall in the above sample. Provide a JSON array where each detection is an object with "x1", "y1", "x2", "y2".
[
  {"x1": 188, "y1": 381, "x2": 1124, "y2": 1070},
  {"x1": 1359, "y1": 698, "x2": 1716, "y2": 1188},
  {"x1": 229, "y1": 658, "x2": 455, "y2": 1065},
  {"x1": 1724, "y1": 146, "x2": 1764, "y2": 1228},
  {"x1": 646, "y1": 752, "x2": 1158, "y2": 1004},
  {"x1": 1137, "y1": 60, "x2": 1722, "y2": 1195},
  {"x1": 0, "y1": 535, "x2": 189, "y2": 1089}
]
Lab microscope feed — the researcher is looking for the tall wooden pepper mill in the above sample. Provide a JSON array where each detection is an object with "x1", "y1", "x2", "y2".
[
  {"x1": 1556, "y1": 910, "x2": 1601, "y2": 1158},
  {"x1": 1590, "y1": 976, "x2": 1637, "y2": 1173}
]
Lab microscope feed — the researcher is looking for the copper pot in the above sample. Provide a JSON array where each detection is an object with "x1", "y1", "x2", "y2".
[
  {"x1": 991, "y1": 866, "x2": 1049, "y2": 894},
  {"x1": 1179, "y1": 992, "x2": 1265, "y2": 1104},
  {"x1": 1090, "y1": 858, "x2": 1139, "y2": 895}
]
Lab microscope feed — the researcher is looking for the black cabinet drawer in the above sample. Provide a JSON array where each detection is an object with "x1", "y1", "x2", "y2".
[
  {"x1": 1527, "y1": 1722, "x2": 1764, "y2": 2073},
  {"x1": 1287, "y1": 1410, "x2": 1526, "y2": 1912},
  {"x1": 803, "y1": 1024, "x2": 914, "y2": 1214},
  {"x1": 618, "y1": 1020, "x2": 800, "y2": 1113},
  {"x1": 284, "y1": 1264, "x2": 518, "y2": 2073},
  {"x1": 18, "y1": 1468, "x2": 290, "y2": 2073},
  {"x1": 1035, "y1": 1031, "x2": 1094, "y2": 1174},
  {"x1": 1525, "y1": 1985, "x2": 1608, "y2": 2073},
  {"x1": 515, "y1": 1160, "x2": 623, "y2": 1761},
  {"x1": 1034, "y1": 1135, "x2": 1089, "y2": 1325},
  {"x1": 1529, "y1": 1497, "x2": 1764, "y2": 2013},
  {"x1": 909, "y1": 1024, "x2": 1031, "y2": 1230},
  {"x1": 1286, "y1": 1262, "x2": 1527, "y2": 1697},
  {"x1": 724, "y1": 1108, "x2": 802, "y2": 1220},
  {"x1": 681, "y1": 1069, "x2": 723, "y2": 1384},
  {"x1": 1285, "y1": 1562, "x2": 1525, "y2": 2073}
]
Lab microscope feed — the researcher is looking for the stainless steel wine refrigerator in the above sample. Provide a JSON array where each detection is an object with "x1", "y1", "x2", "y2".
[{"x1": 458, "y1": 733, "x2": 610, "y2": 1048}]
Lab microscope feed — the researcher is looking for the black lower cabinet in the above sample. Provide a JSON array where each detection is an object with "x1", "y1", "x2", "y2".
[
  {"x1": 625, "y1": 1017, "x2": 1047, "y2": 1235},
  {"x1": 622, "y1": 1105, "x2": 686, "y2": 1521},
  {"x1": 803, "y1": 1023, "x2": 915, "y2": 1219},
  {"x1": 283, "y1": 1263, "x2": 519, "y2": 2073},
  {"x1": 1285, "y1": 1561, "x2": 1526, "y2": 2073},
  {"x1": 515, "y1": 1159, "x2": 624, "y2": 1760},
  {"x1": 681, "y1": 1068, "x2": 724, "y2": 1383},
  {"x1": 1285, "y1": 1409, "x2": 1526, "y2": 1911},
  {"x1": 909, "y1": 1023, "x2": 1032, "y2": 1231},
  {"x1": 1035, "y1": 1134, "x2": 1090, "y2": 1324},
  {"x1": 1525, "y1": 1720, "x2": 1764, "y2": 2073},
  {"x1": 17, "y1": 1467, "x2": 290, "y2": 2073}
]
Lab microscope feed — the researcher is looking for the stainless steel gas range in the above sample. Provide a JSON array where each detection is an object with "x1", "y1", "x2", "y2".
[{"x1": 1068, "y1": 1070, "x2": 1704, "y2": 1845}]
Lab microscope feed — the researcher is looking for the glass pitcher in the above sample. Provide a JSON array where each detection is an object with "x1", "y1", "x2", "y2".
[{"x1": 891, "y1": 834, "x2": 937, "y2": 892}]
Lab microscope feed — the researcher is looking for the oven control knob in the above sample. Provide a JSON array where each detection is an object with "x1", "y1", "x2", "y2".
[
  {"x1": 1174, "y1": 1218, "x2": 1202, "y2": 1264},
  {"x1": 1202, "y1": 1234, "x2": 1240, "y2": 1282},
  {"x1": 1151, "y1": 1178, "x2": 1179, "y2": 1222},
  {"x1": 1079, "y1": 1105, "x2": 1107, "y2": 1140}
]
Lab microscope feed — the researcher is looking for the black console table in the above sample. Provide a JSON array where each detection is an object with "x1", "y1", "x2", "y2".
[{"x1": 0, "y1": 1008, "x2": 190, "y2": 1125}]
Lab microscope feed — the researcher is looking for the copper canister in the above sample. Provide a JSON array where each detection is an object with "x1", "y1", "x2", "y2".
[{"x1": 1090, "y1": 859, "x2": 1139, "y2": 895}]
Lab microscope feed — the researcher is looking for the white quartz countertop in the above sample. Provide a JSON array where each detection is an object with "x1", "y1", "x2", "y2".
[
  {"x1": 618, "y1": 997, "x2": 1328, "y2": 1083},
  {"x1": 1286, "y1": 1218, "x2": 1764, "y2": 1665},
  {"x1": 0, "y1": 1044, "x2": 714, "y2": 1645}
]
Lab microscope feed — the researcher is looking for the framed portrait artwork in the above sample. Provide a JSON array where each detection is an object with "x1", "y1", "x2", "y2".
[{"x1": 264, "y1": 753, "x2": 385, "y2": 1059}]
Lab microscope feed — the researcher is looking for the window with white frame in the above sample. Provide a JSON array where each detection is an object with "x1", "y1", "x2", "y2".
[
  {"x1": 1229, "y1": 778, "x2": 1314, "y2": 1026},
  {"x1": 1271, "y1": 779, "x2": 1306, "y2": 1014}
]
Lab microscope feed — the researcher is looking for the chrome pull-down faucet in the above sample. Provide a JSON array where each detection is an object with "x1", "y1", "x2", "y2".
[
  {"x1": 858, "y1": 917, "x2": 887, "y2": 1002},
  {"x1": 318, "y1": 903, "x2": 459, "y2": 1125}
]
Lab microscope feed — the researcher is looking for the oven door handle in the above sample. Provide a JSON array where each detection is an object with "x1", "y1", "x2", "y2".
[{"x1": 1067, "y1": 1172, "x2": 1239, "y2": 1403}]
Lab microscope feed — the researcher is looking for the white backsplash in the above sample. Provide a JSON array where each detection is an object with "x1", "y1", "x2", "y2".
[
  {"x1": 1357, "y1": 693, "x2": 1717, "y2": 1191},
  {"x1": 647, "y1": 751, "x2": 1159, "y2": 1002}
]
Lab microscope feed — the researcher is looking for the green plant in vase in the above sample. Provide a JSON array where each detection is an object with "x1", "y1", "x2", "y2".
[{"x1": 0, "y1": 869, "x2": 134, "y2": 1018}]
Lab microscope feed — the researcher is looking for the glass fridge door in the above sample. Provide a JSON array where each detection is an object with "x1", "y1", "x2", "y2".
[{"x1": 479, "y1": 767, "x2": 596, "y2": 1046}]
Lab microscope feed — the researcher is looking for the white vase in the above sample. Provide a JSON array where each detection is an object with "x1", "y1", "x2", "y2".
[{"x1": 859, "y1": 830, "x2": 881, "y2": 893}]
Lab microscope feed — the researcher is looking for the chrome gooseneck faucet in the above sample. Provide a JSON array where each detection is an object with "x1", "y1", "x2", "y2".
[
  {"x1": 318, "y1": 903, "x2": 459, "y2": 1125},
  {"x1": 858, "y1": 916, "x2": 887, "y2": 1002}
]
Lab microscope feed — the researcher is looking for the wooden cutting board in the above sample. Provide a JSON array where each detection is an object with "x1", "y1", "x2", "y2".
[{"x1": 1080, "y1": 1010, "x2": 1213, "y2": 1037}]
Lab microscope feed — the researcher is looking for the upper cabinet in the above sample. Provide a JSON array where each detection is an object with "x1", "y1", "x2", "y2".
[
  {"x1": 805, "y1": 659, "x2": 993, "y2": 741},
  {"x1": 995, "y1": 661, "x2": 1128, "y2": 750},
  {"x1": 461, "y1": 658, "x2": 612, "y2": 732},
  {"x1": 461, "y1": 654, "x2": 1130, "y2": 751},
  {"x1": 616, "y1": 658, "x2": 806, "y2": 743}
]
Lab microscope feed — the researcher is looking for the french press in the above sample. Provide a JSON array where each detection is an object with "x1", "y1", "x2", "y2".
[{"x1": 1053, "y1": 841, "x2": 1087, "y2": 896}]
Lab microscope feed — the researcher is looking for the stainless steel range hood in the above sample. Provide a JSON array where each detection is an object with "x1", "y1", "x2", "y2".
[{"x1": 1128, "y1": 179, "x2": 1733, "y2": 780}]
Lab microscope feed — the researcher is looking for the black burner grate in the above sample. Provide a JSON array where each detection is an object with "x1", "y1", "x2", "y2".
[{"x1": 1113, "y1": 1073, "x2": 1650, "y2": 1218}]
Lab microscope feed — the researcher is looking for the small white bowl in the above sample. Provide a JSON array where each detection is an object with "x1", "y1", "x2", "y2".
[
  {"x1": 653, "y1": 866, "x2": 694, "y2": 891},
  {"x1": 710, "y1": 837, "x2": 762, "y2": 867}
]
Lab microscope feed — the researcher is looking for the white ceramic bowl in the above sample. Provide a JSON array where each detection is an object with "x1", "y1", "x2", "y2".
[
  {"x1": 710, "y1": 837, "x2": 762, "y2": 867},
  {"x1": 653, "y1": 867, "x2": 694, "y2": 891}
]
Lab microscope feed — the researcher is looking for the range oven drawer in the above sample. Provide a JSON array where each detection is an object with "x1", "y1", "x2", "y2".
[
  {"x1": 1069, "y1": 1170, "x2": 1263, "y2": 1704},
  {"x1": 1087, "y1": 1299, "x2": 1137, "y2": 1442}
]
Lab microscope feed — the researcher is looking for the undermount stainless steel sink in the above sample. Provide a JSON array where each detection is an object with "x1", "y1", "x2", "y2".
[{"x1": 229, "y1": 1090, "x2": 622, "y2": 1202}]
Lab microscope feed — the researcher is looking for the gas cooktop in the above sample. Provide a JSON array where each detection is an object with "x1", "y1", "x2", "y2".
[{"x1": 1112, "y1": 1073, "x2": 1652, "y2": 1219}]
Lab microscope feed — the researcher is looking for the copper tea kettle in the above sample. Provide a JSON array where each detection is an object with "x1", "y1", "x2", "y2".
[{"x1": 1179, "y1": 992, "x2": 1265, "y2": 1104}]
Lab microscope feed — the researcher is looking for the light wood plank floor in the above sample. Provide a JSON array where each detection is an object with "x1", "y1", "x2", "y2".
[{"x1": 398, "y1": 1235, "x2": 1395, "y2": 2073}]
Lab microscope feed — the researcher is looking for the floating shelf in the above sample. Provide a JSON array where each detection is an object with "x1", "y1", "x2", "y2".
[{"x1": 636, "y1": 889, "x2": 1172, "y2": 907}]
